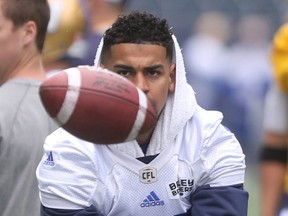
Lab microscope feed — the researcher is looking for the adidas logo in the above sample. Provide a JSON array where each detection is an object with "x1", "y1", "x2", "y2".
[
  {"x1": 140, "y1": 191, "x2": 164, "y2": 208},
  {"x1": 43, "y1": 151, "x2": 55, "y2": 166}
]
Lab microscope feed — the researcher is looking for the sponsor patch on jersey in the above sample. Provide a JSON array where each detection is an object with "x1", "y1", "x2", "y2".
[
  {"x1": 167, "y1": 178, "x2": 194, "y2": 199},
  {"x1": 140, "y1": 191, "x2": 164, "y2": 208},
  {"x1": 43, "y1": 151, "x2": 55, "y2": 167},
  {"x1": 139, "y1": 167, "x2": 157, "y2": 183}
]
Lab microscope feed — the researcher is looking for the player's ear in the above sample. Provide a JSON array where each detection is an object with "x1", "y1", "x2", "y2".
[
  {"x1": 168, "y1": 63, "x2": 176, "y2": 92},
  {"x1": 22, "y1": 20, "x2": 37, "y2": 47}
]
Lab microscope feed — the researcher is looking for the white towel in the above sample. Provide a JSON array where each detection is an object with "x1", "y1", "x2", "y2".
[{"x1": 94, "y1": 35, "x2": 197, "y2": 157}]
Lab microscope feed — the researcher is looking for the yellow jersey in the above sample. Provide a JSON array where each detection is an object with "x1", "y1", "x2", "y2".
[{"x1": 271, "y1": 23, "x2": 288, "y2": 93}]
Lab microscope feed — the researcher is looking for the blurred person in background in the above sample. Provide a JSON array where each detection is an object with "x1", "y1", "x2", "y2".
[
  {"x1": 43, "y1": 0, "x2": 128, "y2": 74},
  {"x1": 260, "y1": 23, "x2": 288, "y2": 216},
  {"x1": 42, "y1": 0, "x2": 85, "y2": 75},
  {"x1": 182, "y1": 11, "x2": 232, "y2": 110},
  {"x1": 0, "y1": 0, "x2": 57, "y2": 216},
  {"x1": 61, "y1": 0, "x2": 129, "y2": 67},
  {"x1": 224, "y1": 14, "x2": 273, "y2": 163}
]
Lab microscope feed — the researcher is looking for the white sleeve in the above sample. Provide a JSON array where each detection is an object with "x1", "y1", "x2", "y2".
[
  {"x1": 36, "y1": 128, "x2": 98, "y2": 210},
  {"x1": 263, "y1": 80, "x2": 288, "y2": 133},
  {"x1": 201, "y1": 121, "x2": 246, "y2": 187}
]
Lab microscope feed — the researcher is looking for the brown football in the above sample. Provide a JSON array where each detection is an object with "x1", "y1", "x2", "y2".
[{"x1": 39, "y1": 66, "x2": 156, "y2": 144}]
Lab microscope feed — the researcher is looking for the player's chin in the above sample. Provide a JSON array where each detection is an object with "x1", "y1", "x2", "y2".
[
  {"x1": 136, "y1": 126, "x2": 155, "y2": 144},
  {"x1": 148, "y1": 99, "x2": 159, "y2": 117},
  {"x1": 155, "y1": 100, "x2": 168, "y2": 120}
]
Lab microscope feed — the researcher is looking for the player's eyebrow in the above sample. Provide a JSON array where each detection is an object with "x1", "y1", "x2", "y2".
[
  {"x1": 113, "y1": 64, "x2": 164, "y2": 70},
  {"x1": 113, "y1": 64, "x2": 134, "y2": 70},
  {"x1": 145, "y1": 64, "x2": 164, "y2": 71}
]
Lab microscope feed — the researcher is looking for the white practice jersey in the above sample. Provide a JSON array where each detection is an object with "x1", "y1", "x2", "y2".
[{"x1": 36, "y1": 106, "x2": 246, "y2": 216}]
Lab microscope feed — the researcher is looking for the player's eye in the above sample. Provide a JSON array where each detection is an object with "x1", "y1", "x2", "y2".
[
  {"x1": 117, "y1": 70, "x2": 131, "y2": 77},
  {"x1": 146, "y1": 70, "x2": 161, "y2": 78}
]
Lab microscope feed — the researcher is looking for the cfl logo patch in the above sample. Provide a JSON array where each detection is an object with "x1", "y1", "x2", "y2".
[{"x1": 139, "y1": 167, "x2": 157, "y2": 184}]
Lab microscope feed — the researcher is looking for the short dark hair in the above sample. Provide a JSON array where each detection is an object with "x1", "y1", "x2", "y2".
[
  {"x1": 101, "y1": 11, "x2": 174, "y2": 63},
  {"x1": 0, "y1": 0, "x2": 50, "y2": 52}
]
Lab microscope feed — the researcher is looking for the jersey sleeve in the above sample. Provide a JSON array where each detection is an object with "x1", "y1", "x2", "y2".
[
  {"x1": 187, "y1": 108, "x2": 248, "y2": 214},
  {"x1": 201, "y1": 122, "x2": 246, "y2": 187},
  {"x1": 41, "y1": 204, "x2": 103, "y2": 216},
  {"x1": 190, "y1": 184, "x2": 248, "y2": 216},
  {"x1": 263, "y1": 79, "x2": 288, "y2": 132},
  {"x1": 192, "y1": 112, "x2": 248, "y2": 214},
  {"x1": 36, "y1": 128, "x2": 99, "y2": 210}
]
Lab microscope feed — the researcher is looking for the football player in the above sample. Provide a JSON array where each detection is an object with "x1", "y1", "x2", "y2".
[
  {"x1": 261, "y1": 23, "x2": 288, "y2": 216},
  {"x1": 37, "y1": 11, "x2": 248, "y2": 216}
]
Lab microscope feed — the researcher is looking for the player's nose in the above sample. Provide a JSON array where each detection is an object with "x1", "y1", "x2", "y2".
[{"x1": 134, "y1": 73, "x2": 149, "y2": 93}]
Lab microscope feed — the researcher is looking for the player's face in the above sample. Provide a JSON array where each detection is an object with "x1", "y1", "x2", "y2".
[{"x1": 101, "y1": 43, "x2": 175, "y2": 118}]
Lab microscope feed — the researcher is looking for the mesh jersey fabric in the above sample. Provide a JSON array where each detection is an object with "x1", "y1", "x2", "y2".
[{"x1": 37, "y1": 106, "x2": 246, "y2": 215}]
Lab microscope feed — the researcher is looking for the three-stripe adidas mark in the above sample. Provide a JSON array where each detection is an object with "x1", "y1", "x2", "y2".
[
  {"x1": 43, "y1": 151, "x2": 55, "y2": 166},
  {"x1": 140, "y1": 191, "x2": 164, "y2": 208}
]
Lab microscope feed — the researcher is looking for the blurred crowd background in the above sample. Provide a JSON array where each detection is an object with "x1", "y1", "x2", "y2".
[{"x1": 43, "y1": 0, "x2": 288, "y2": 215}]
